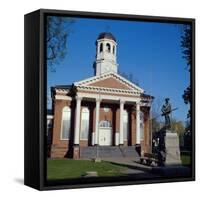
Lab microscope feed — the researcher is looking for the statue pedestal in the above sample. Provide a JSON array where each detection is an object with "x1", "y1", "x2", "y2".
[{"x1": 164, "y1": 131, "x2": 182, "y2": 166}]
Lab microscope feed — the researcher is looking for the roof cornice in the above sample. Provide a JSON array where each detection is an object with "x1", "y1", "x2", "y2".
[{"x1": 74, "y1": 72, "x2": 144, "y2": 93}]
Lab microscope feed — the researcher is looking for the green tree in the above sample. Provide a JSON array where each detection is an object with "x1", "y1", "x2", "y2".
[
  {"x1": 170, "y1": 119, "x2": 185, "y2": 135},
  {"x1": 47, "y1": 16, "x2": 75, "y2": 71},
  {"x1": 181, "y1": 25, "x2": 192, "y2": 119},
  {"x1": 181, "y1": 25, "x2": 192, "y2": 69},
  {"x1": 171, "y1": 119, "x2": 186, "y2": 147}
]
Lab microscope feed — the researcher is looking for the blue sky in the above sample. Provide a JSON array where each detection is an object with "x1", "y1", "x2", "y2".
[{"x1": 47, "y1": 17, "x2": 190, "y2": 122}]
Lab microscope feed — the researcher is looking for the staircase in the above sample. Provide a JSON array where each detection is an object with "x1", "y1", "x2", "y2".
[{"x1": 80, "y1": 146, "x2": 140, "y2": 160}]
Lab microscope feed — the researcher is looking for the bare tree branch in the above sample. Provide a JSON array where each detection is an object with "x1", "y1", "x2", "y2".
[{"x1": 47, "y1": 16, "x2": 75, "y2": 71}]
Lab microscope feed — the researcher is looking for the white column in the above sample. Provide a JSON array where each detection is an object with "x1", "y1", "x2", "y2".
[
  {"x1": 95, "y1": 98, "x2": 101, "y2": 145},
  {"x1": 92, "y1": 132, "x2": 95, "y2": 146},
  {"x1": 97, "y1": 42, "x2": 100, "y2": 54},
  {"x1": 103, "y1": 42, "x2": 106, "y2": 53},
  {"x1": 136, "y1": 102, "x2": 141, "y2": 144},
  {"x1": 119, "y1": 99, "x2": 125, "y2": 145},
  {"x1": 74, "y1": 96, "x2": 82, "y2": 145}
]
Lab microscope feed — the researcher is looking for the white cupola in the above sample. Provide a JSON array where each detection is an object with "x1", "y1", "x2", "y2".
[{"x1": 94, "y1": 32, "x2": 118, "y2": 76}]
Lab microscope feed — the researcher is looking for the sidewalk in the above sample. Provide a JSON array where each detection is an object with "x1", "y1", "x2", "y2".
[
  {"x1": 102, "y1": 157, "x2": 152, "y2": 172},
  {"x1": 102, "y1": 157, "x2": 191, "y2": 178},
  {"x1": 101, "y1": 157, "x2": 164, "y2": 179}
]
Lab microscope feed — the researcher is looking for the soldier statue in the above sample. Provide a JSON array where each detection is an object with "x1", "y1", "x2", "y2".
[
  {"x1": 161, "y1": 98, "x2": 172, "y2": 130},
  {"x1": 152, "y1": 98, "x2": 178, "y2": 166}
]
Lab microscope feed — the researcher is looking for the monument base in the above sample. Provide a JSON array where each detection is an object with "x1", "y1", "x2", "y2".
[{"x1": 164, "y1": 130, "x2": 182, "y2": 166}]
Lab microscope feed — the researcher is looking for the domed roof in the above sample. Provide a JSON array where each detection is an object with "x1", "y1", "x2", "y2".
[{"x1": 97, "y1": 32, "x2": 116, "y2": 42}]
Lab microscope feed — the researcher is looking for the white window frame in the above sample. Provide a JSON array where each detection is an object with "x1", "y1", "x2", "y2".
[
  {"x1": 99, "y1": 120, "x2": 112, "y2": 128},
  {"x1": 80, "y1": 107, "x2": 90, "y2": 140},
  {"x1": 60, "y1": 106, "x2": 71, "y2": 140}
]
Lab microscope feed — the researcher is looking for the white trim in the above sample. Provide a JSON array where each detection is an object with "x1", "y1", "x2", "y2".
[
  {"x1": 55, "y1": 95, "x2": 72, "y2": 100},
  {"x1": 114, "y1": 73, "x2": 144, "y2": 92},
  {"x1": 77, "y1": 92, "x2": 140, "y2": 103},
  {"x1": 54, "y1": 91, "x2": 151, "y2": 104},
  {"x1": 55, "y1": 92, "x2": 142, "y2": 104},
  {"x1": 77, "y1": 85, "x2": 141, "y2": 95},
  {"x1": 47, "y1": 115, "x2": 53, "y2": 119},
  {"x1": 60, "y1": 139, "x2": 70, "y2": 141},
  {"x1": 98, "y1": 127, "x2": 112, "y2": 130},
  {"x1": 60, "y1": 106, "x2": 71, "y2": 140},
  {"x1": 55, "y1": 88, "x2": 70, "y2": 94},
  {"x1": 97, "y1": 38, "x2": 117, "y2": 45},
  {"x1": 74, "y1": 72, "x2": 144, "y2": 93}
]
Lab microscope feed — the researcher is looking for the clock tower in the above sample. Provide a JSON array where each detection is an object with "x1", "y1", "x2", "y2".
[{"x1": 94, "y1": 32, "x2": 118, "y2": 76}]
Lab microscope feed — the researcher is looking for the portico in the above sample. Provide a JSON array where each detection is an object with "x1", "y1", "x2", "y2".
[{"x1": 72, "y1": 93, "x2": 142, "y2": 148}]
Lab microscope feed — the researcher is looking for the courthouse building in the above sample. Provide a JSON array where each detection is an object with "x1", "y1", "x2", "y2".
[{"x1": 50, "y1": 32, "x2": 153, "y2": 159}]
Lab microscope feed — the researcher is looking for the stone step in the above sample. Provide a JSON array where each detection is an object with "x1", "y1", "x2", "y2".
[{"x1": 80, "y1": 146, "x2": 139, "y2": 159}]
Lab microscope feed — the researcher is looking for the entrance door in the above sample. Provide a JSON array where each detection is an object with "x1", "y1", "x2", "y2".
[{"x1": 99, "y1": 128, "x2": 112, "y2": 146}]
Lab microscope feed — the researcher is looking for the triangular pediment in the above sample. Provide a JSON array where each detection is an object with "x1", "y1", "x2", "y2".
[
  {"x1": 87, "y1": 77, "x2": 131, "y2": 90},
  {"x1": 74, "y1": 72, "x2": 144, "y2": 94}
]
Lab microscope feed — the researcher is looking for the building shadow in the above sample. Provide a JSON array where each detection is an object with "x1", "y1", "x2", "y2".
[{"x1": 14, "y1": 178, "x2": 24, "y2": 185}]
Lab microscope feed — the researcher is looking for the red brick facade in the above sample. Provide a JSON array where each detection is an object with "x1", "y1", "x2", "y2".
[
  {"x1": 88, "y1": 77, "x2": 131, "y2": 90},
  {"x1": 49, "y1": 32, "x2": 153, "y2": 159},
  {"x1": 50, "y1": 98, "x2": 151, "y2": 159}
]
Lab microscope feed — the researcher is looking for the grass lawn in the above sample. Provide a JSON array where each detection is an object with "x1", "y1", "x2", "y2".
[
  {"x1": 47, "y1": 159, "x2": 128, "y2": 180},
  {"x1": 181, "y1": 154, "x2": 191, "y2": 166}
]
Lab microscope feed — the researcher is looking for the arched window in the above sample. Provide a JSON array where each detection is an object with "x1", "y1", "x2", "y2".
[
  {"x1": 140, "y1": 111, "x2": 144, "y2": 140},
  {"x1": 106, "y1": 43, "x2": 111, "y2": 52},
  {"x1": 61, "y1": 106, "x2": 71, "y2": 140},
  {"x1": 100, "y1": 43, "x2": 103, "y2": 52},
  {"x1": 123, "y1": 110, "x2": 129, "y2": 140},
  {"x1": 80, "y1": 107, "x2": 90, "y2": 139},
  {"x1": 99, "y1": 120, "x2": 112, "y2": 128},
  {"x1": 113, "y1": 46, "x2": 115, "y2": 54}
]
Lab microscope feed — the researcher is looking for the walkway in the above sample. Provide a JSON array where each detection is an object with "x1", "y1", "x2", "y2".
[
  {"x1": 101, "y1": 157, "x2": 160, "y2": 179},
  {"x1": 101, "y1": 157, "x2": 191, "y2": 178}
]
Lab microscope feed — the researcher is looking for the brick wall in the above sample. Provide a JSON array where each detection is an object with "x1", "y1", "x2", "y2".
[
  {"x1": 51, "y1": 99, "x2": 75, "y2": 158},
  {"x1": 50, "y1": 98, "x2": 151, "y2": 158},
  {"x1": 88, "y1": 77, "x2": 130, "y2": 90}
]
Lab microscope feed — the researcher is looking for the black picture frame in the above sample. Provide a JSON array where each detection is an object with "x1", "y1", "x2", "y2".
[{"x1": 24, "y1": 9, "x2": 195, "y2": 190}]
